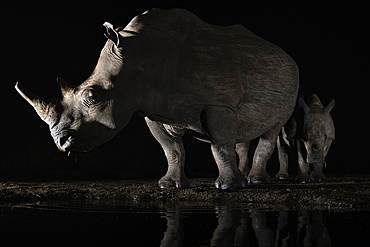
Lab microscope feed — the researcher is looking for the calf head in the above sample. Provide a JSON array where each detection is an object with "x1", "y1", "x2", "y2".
[{"x1": 299, "y1": 94, "x2": 335, "y2": 163}]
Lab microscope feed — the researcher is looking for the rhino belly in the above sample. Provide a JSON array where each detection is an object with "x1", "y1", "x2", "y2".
[{"x1": 236, "y1": 87, "x2": 297, "y2": 142}]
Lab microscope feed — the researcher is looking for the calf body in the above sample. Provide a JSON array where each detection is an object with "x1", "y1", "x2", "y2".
[{"x1": 277, "y1": 94, "x2": 335, "y2": 182}]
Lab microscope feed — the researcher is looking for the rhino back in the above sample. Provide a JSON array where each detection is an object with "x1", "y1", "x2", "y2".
[{"x1": 122, "y1": 8, "x2": 299, "y2": 139}]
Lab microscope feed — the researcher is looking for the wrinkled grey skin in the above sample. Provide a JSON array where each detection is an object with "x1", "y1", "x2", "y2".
[
  {"x1": 276, "y1": 94, "x2": 335, "y2": 183},
  {"x1": 15, "y1": 8, "x2": 299, "y2": 190}
]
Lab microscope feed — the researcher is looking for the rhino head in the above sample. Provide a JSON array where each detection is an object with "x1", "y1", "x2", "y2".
[
  {"x1": 15, "y1": 23, "x2": 136, "y2": 152},
  {"x1": 299, "y1": 94, "x2": 335, "y2": 163}
]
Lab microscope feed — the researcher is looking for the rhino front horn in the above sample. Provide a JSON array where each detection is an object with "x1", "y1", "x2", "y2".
[{"x1": 15, "y1": 82, "x2": 56, "y2": 124}]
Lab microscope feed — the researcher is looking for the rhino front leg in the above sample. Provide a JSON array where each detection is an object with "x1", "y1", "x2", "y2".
[
  {"x1": 205, "y1": 107, "x2": 246, "y2": 190},
  {"x1": 145, "y1": 117, "x2": 190, "y2": 188},
  {"x1": 247, "y1": 130, "x2": 277, "y2": 184}
]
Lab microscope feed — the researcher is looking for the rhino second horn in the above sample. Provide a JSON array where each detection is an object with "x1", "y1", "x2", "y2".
[{"x1": 57, "y1": 77, "x2": 75, "y2": 96}]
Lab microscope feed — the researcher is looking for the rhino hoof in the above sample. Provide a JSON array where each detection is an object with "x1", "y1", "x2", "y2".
[
  {"x1": 158, "y1": 180, "x2": 189, "y2": 189},
  {"x1": 215, "y1": 182, "x2": 244, "y2": 190},
  {"x1": 295, "y1": 177, "x2": 311, "y2": 184},
  {"x1": 215, "y1": 180, "x2": 246, "y2": 190},
  {"x1": 276, "y1": 173, "x2": 289, "y2": 180},
  {"x1": 311, "y1": 177, "x2": 326, "y2": 182},
  {"x1": 247, "y1": 175, "x2": 271, "y2": 184},
  {"x1": 159, "y1": 181, "x2": 176, "y2": 188}
]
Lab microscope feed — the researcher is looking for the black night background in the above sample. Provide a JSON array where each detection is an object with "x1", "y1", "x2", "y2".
[{"x1": 1, "y1": 0, "x2": 369, "y2": 179}]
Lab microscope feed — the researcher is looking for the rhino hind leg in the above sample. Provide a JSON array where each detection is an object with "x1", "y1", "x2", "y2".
[
  {"x1": 145, "y1": 117, "x2": 190, "y2": 189},
  {"x1": 247, "y1": 129, "x2": 278, "y2": 184},
  {"x1": 204, "y1": 107, "x2": 246, "y2": 190},
  {"x1": 236, "y1": 141, "x2": 250, "y2": 176},
  {"x1": 276, "y1": 131, "x2": 290, "y2": 180}
]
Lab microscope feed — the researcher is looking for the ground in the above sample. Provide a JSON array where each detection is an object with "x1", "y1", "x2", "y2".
[{"x1": 1, "y1": 174, "x2": 369, "y2": 212}]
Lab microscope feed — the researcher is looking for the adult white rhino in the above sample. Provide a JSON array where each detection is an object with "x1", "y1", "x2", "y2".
[{"x1": 16, "y1": 8, "x2": 299, "y2": 190}]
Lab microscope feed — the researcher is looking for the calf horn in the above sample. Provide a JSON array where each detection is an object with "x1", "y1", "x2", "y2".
[{"x1": 15, "y1": 82, "x2": 56, "y2": 125}]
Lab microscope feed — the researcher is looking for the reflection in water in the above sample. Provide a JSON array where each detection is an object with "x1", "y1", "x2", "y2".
[
  {"x1": 160, "y1": 205, "x2": 332, "y2": 247},
  {"x1": 1, "y1": 200, "x2": 359, "y2": 246},
  {"x1": 160, "y1": 205, "x2": 184, "y2": 247}
]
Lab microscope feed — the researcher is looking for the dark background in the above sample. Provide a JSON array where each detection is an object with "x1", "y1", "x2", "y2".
[{"x1": 1, "y1": 1, "x2": 368, "y2": 179}]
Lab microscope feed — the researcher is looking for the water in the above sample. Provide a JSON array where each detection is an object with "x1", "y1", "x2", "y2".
[{"x1": 0, "y1": 200, "x2": 369, "y2": 246}]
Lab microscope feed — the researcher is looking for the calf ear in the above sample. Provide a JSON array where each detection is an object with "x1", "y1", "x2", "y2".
[
  {"x1": 103, "y1": 22, "x2": 121, "y2": 47},
  {"x1": 324, "y1": 98, "x2": 335, "y2": 113},
  {"x1": 298, "y1": 96, "x2": 310, "y2": 113}
]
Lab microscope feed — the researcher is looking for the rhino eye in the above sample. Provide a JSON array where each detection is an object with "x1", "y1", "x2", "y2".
[
  {"x1": 87, "y1": 95, "x2": 95, "y2": 101},
  {"x1": 82, "y1": 90, "x2": 96, "y2": 108},
  {"x1": 325, "y1": 134, "x2": 328, "y2": 140}
]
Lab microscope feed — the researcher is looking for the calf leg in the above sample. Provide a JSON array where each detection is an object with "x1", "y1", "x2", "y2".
[
  {"x1": 247, "y1": 129, "x2": 277, "y2": 184},
  {"x1": 204, "y1": 107, "x2": 246, "y2": 190},
  {"x1": 311, "y1": 163, "x2": 326, "y2": 182},
  {"x1": 145, "y1": 117, "x2": 190, "y2": 188},
  {"x1": 310, "y1": 140, "x2": 332, "y2": 181},
  {"x1": 236, "y1": 141, "x2": 250, "y2": 177},
  {"x1": 296, "y1": 140, "x2": 311, "y2": 183}
]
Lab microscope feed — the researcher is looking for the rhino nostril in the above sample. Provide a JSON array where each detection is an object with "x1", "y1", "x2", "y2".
[
  {"x1": 60, "y1": 136, "x2": 68, "y2": 146},
  {"x1": 60, "y1": 136, "x2": 74, "y2": 149}
]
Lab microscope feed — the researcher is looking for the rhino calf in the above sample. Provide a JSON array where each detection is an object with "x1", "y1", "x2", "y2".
[{"x1": 276, "y1": 94, "x2": 335, "y2": 182}]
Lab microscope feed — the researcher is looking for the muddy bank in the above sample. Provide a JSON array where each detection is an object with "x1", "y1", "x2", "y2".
[{"x1": 1, "y1": 174, "x2": 369, "y2": 212}]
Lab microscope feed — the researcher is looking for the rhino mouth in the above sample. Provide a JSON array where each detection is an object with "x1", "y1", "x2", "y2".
[
  {"x1": 52, "y1": 129, "x2": 78, "y2": 152},
  {"x1": 54, "y1": 133, "x2": 75, "y2": 152},
  {"x1": 306, "y1": 153, "x2": 325, "y2": 164},
  {"x1": 55, "y1": 133, "x2": 92, "y2": 152},
  {"x1": 59, "y1": 135, "x2": 75, "y2": 151}
]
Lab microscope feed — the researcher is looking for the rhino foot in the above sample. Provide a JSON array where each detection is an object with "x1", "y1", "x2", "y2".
[
  {"x1": 295, "y1": 174, "x2": 311, "y2": 183},
  {"x1": 310, "y1": 175, "x2": 326, "y2": 182},
  {"x1": 215, "y1": 174, "x2": 246, "y2": 190},
  {"x1": 276, "y1": 172, "x2": 289, "y2": 180},
  {"x1": 158, "y1": 177, "x2": 190, "y2": 189},
  {"x1": 310, "y1": 171, "x2": 326, "y2": 182},
  {"x1": 247, "y1": 172, "x2": 271, "y2": 184}
]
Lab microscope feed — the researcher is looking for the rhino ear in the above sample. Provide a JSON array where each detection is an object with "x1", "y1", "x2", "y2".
[
  {"x1": 57, "y1": 77, "x2": 75, "y2": 96},
  {"x1": 103, "y1": 22, "x2": 121, "y2": 47},
  {"x1": 324, "y1": 98, "x2": 335, "y2": 113},
  {"x1": 298, "y1": 96, "x2": 310, "y2": 113}
]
